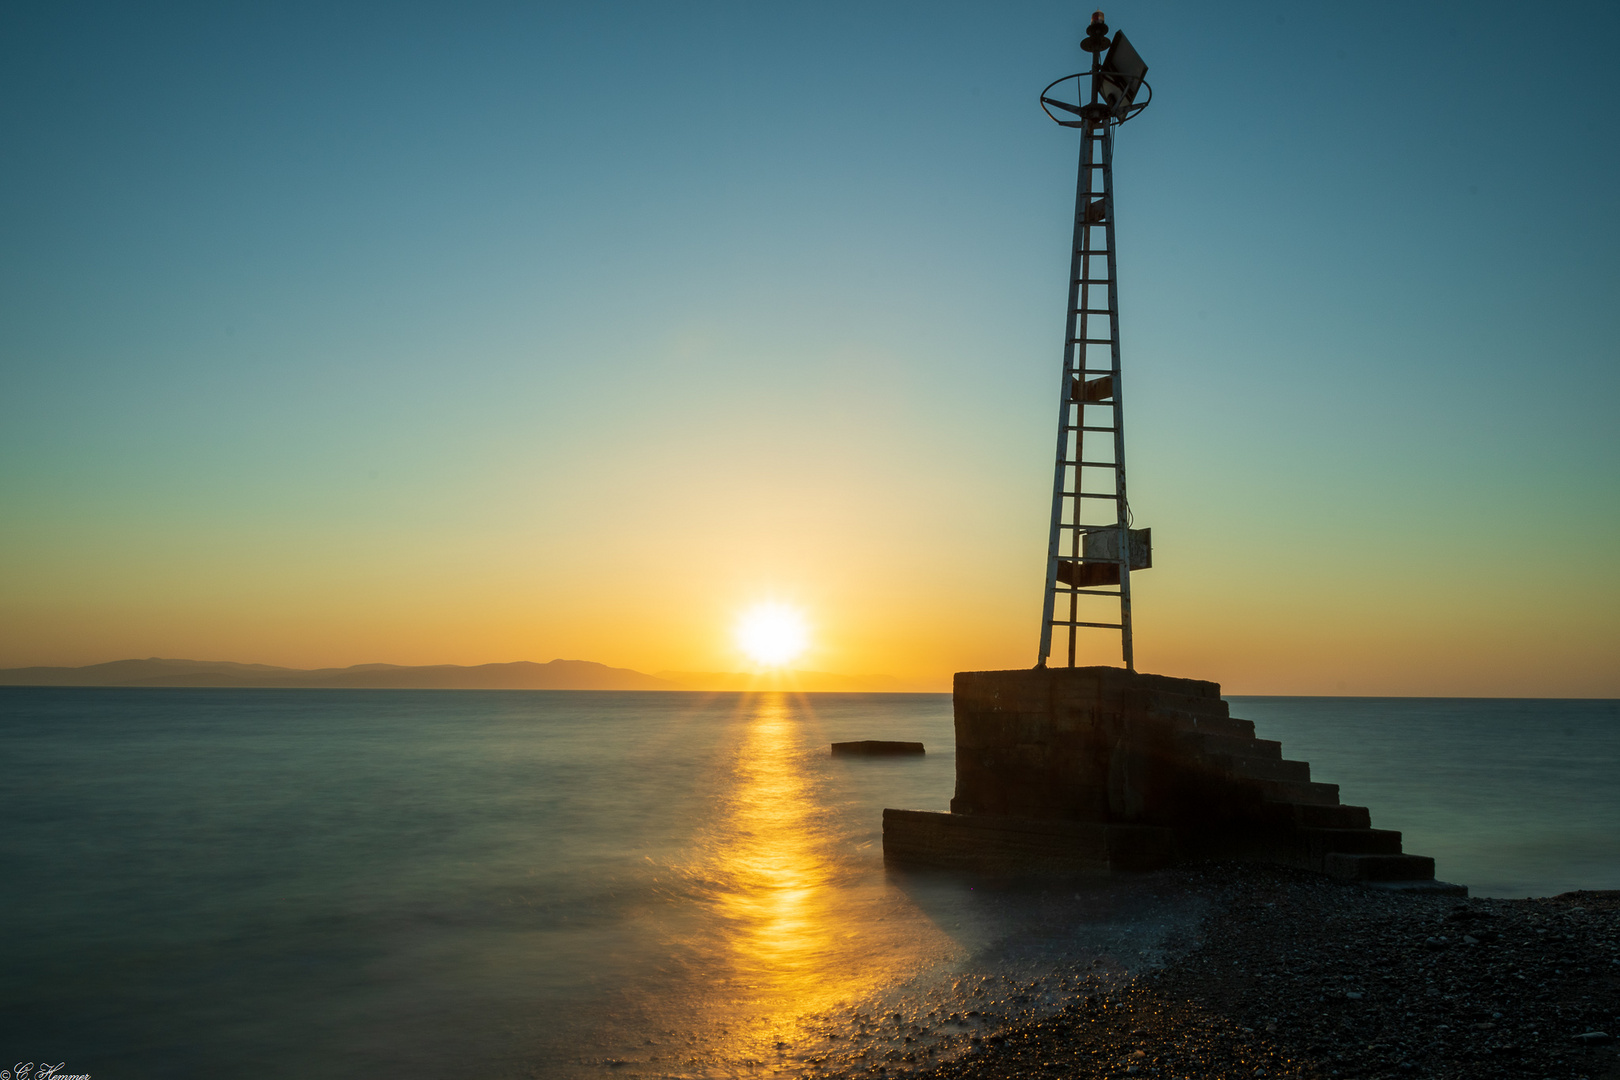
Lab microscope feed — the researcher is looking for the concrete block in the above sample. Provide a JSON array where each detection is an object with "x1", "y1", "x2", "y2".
[
  {"x1": 1190, "y1": 715, "x2": 1256, "y2": 739},
  {"x1": 1227, "y1": 756, "x2": 1311, "y2": 783},
  {"x1": 1324, "y1": 852, "x2": 1436, "y2": 882},
  {"x1": 1301, "y1": 827, "x2": 1404, "y2": 856},
  {"x1": 882, "y1": 809, "x2": 1178, "y2": 874},
  {"x1": 1256, "y1": 779, "x2": 1340, "y2": 806},
  {"x1": 831, "y1": 740, "x2": 925, "y2": 756},
  {"x1": 884, "y1": 666, "x2": 1457, "y2": 891},
  {"x1": 1186, "y1": 733, "x2": 1282, "y2": 760}
]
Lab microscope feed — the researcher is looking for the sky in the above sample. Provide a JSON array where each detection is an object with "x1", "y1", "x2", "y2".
[{"x1": 2, "y1": 0, "x2": 1616, "y2": 695}]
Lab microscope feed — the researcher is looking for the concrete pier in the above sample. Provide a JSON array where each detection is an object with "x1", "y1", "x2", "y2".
[{"x1": 883, "y1": 666, "x2": 1462, "y2": 893}]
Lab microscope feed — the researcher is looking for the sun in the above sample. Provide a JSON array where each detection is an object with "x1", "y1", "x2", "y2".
[{"x1": 735, "y1": 603, "x2": 809, "y2": 668}]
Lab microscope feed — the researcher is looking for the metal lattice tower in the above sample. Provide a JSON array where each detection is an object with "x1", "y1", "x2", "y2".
[{"x1": 1036, "y1": 12, "x2": 1153, "y2": 671}]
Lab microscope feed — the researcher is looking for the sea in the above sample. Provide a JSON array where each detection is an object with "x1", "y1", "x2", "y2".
[{"x1": 1, "y1": 688, "x2": 1616, "y2": 1079}]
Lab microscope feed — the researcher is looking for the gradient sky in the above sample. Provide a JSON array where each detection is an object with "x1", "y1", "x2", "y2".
[{"x1": 2, "y1": 1, "x2": 1616, "y2": 694}]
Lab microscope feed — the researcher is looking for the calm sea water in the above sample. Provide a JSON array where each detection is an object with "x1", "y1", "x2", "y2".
[{"x1": 1, "y1": 689, "x2": 1615, "y2": 1078}]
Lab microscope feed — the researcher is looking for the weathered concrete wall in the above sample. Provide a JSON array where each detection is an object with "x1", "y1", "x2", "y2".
[{"x1": 950, "y1": 666, "x2": 1239, "y2": 826}]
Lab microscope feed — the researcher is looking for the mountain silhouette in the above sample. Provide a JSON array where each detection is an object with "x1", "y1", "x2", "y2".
[{"x1": 0, "y1": 657, "x2": 675, "y2": 690}]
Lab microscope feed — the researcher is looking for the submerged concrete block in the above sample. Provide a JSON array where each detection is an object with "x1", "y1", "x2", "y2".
[{"x1": 831, "y1": 741, "x2": 925, "y2": 756}]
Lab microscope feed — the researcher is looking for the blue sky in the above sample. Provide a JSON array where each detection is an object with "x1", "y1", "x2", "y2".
[{"x1": 2, "y1": 1, "x2": 1616, "y2": 693}]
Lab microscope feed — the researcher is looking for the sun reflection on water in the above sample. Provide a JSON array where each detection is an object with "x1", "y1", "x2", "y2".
[
  {"x1": 612, "y1": 691, "x2": 964, "y2": 1076},
  {"x1": 712, "y1": 693, "x2": 841, "y2": 986}
]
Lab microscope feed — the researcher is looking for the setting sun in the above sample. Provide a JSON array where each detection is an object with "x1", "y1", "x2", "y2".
[{"x1": 735, "y1": 603, "x2": 809, "y2": 668}]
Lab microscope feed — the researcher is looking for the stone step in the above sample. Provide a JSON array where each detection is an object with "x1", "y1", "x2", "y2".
[
  {"x1": 1172, "y1": 714, "x2": 1256, "y2": 739},
  {"x1": 1258, "y1": 779, "x2": 1340, "y2": 806},
  {"x1": 1277, "y1": 803, "x2": 1372, "y2": 829},
  {"x1": 1301, "y1": 827, "x2": 1404, "y2": 855},
  {"x1": 1324, "y1": 852, "x2": 1436, "y2": 882},
  {"x1": 1067, "y1": 667, "x2": 1221, "y2": 700},
  {"x1": 1136, "y1": 689, "x2": 1231, "y2": 720},
  {"x1": 1229, "y1": 756, "x2": 1311, "y2": 783},
  {"x1": 1364, "y1": 879, "x2": 1469, "y2": 896},
  {"x1": 1181, "y1": 732, "x2": 1281, "y2": 760},
  {"x1": 1199, "y1": 824, "x2": 1406, "y2": 873}
]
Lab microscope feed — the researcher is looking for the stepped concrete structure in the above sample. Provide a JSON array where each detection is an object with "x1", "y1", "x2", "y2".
[{"x1": 883, "y1": 667, "x2": 1464, "y2": 894}]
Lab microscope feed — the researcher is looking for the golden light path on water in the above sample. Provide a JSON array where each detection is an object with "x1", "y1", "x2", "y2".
[
  {"x1": 680, "y1": 692, "x2": 961, "y2": 1072},
  {"x1": 718, "y1": 694, "x2": 851, "y2": 985}
]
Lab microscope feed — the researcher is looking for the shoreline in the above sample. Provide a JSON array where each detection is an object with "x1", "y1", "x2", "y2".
[{"x1": 828, "y1": 864, "x2": 1620, "y2": 1080}]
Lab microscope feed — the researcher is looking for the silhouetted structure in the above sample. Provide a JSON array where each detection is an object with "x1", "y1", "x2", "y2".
[
  {"x1": 1037, "y1": 11, "x2": 1153, "y2": 672},
  {"x1": 883, "y1": 16, "x2": 1461, "y2": 894},
  {"x1": 886, "y1": 666, "x2": 1461, "y2": 892}
]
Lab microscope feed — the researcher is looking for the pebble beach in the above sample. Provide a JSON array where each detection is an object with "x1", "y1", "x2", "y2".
[{"x1": 827, "y1": 864, "x2": 1620, "y2": 1080}]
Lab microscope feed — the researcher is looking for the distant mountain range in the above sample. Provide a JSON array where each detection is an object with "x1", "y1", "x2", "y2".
[{"x1": 0, "y1": 658, "x2": 926, "y2": 692}]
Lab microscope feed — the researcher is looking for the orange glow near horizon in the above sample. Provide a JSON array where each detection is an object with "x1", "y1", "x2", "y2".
[{"x1": 3, "y1": 550, "x2": 1618, "y2": 694}]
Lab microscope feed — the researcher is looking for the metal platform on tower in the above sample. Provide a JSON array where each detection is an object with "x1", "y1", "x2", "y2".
[{"x1": 1036, "y1": 11, "x2": 1153, "y2": 672}]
